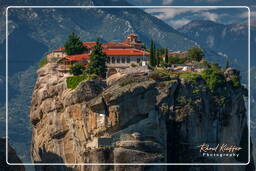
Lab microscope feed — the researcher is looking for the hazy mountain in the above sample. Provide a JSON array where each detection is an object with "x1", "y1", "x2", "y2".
[
  {"x1": 179, "y1": 20, "x2": 256, "y2": 70},
  {"x1": 0, "y1": 0, "x2": 199, "y2": 164}
]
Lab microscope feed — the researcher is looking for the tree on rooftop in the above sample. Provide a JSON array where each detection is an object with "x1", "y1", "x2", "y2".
[
  {"x1": 86, "y1": 40, "x2": 107, "y2": 78},
  {"x1": 64, "y1": 32, "x2": 87, "y2": 55},
  {"x1": 187, "y1": 46, "x2": 204, "y2": 62}
]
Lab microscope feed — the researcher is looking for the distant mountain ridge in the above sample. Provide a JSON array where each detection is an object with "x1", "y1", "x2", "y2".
[{"x1": 179, "y1": 19, "x2": 255, "y2": 70}]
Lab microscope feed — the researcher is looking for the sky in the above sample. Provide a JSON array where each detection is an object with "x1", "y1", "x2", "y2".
[{"x1": 128, "y1": 0, "x2": 255, "y2": 29}]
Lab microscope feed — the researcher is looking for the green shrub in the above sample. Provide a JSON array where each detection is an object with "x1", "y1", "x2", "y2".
[
  {"x1": 201, "y1": 67, "x2": 225, "y2": 92},
  {"x1": 38, "y1": 57, "x2": 48, "y2": 68},
  {"x1": 169, "y1": 55, "x2": 187, "y2": 64},
  {"x1": 179, "y1": 72, "x2": 201, "y2": 84},
  {"x1": 192, "y1": 89, "x2": 200, "y2": 95},
  {"x1": 69, "y1": 64, "x2": 85, "y2": 76},
  {"x1": 229, "y1": 75, "x2": 241, "y2": 88},
  {"x1": 66, "y1": 74, "x2": 97, "y2": 89},
  {"x1": 131, "y1": 63, "x2": 137, "y2": 67},
  {"x1": 187, "y1": 46, "x2": 204, "y2": 61},
  {"x1": 177, "y1": 96, "x2": 187, "y2": 105}
]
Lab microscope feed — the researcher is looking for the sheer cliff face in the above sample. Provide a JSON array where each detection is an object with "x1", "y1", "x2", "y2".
[
  {"x1": 0, "y1": 138, "x2": 25, "y2": 171},
  {"x1": 30, "y1": 63, "x2": 251, "y2": 171}
]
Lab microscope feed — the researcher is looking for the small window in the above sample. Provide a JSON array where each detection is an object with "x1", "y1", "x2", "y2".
[
  {"x1": 121, "y1": 58, "x2": 125, "y2": 63},
  {"x1": 107, "y1": 57, "x2": 110, "y2": 63},
  {"x1": 117, "y1": 57, "x2": 120, "y2": 63},
  {"x1": 112, "y1": 57, "x2": 115, "y2": 63},
  {"x1": 127, "y1": 57, "x2": 130, "y2": 63}
]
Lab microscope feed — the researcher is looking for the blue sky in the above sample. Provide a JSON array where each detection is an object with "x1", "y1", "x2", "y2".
[{"x1": 128, "y1": 0, "x2": 255, "y2": 28}]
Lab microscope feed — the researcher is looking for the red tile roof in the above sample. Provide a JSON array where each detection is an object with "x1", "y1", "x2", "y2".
[
  {"x1": 53, "y1": 47, "x2": 65, "y2": 52},
  {"x1": 103, "y1": 49, "x2": 149, "y2": 56},
  {"x1": 65, "y1": 53, "x2": 90, "y2": 61},
  {"x1": 83, "y1": 42, "x2": 97, "y2": 49},
  {"x1": 102, "y1": 42, "x2": 132, "y2": 49}
]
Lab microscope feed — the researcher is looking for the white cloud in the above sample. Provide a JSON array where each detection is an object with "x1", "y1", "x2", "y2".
[
  {"x1": 200, "y1": 11, "x2": 219, "y2": 21},
  {"x1": 168, "y1": 19, "x2": 191, "y2": 29},
  {"x1": 162, "y1": 0, "x2": 174, "y2": 5},
  {"x1": 144, "y1": 8, "x2": 207, "y2": 20}
]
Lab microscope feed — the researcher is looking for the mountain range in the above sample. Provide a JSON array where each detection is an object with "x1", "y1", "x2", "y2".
[{"x1": 0, "y1": 0, "x2": 254, "y2": 166}]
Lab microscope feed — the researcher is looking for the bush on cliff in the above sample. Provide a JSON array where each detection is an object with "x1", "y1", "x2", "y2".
[
  {"x1": 66, "y1": 74, "x2": 97, "y2": 89},
  {"x1": 187, "y1": 46, "x2": 204, "y2": 62},
  {"x1": 201, "y1": 67, "x2": 225, "y2": 92},
  {"x1": 38, "y1": 57, "x2": 48, "y2": 68},
  {"x1": 229, "y1": 75, "x2": 241, "y2": 88},
  {"x1": 69, "y1": 63, "x2": 85, "y2": 76}
]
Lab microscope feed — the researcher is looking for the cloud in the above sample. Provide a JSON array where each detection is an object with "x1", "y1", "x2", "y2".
[
  {"x1": 168, "y1": 19, "x2": 191, "y2": 28},
  {"x1": 200, "y1": 11, "x2": 219, "y2": 21},
  {"x1": 144, "y1": 8, "x2": 203, "y2": 20},
  {"x1": 162, "y1": 0, "x2": 174, "y2": 5}
]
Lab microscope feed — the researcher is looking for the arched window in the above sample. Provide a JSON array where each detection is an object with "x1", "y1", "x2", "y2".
[
  {"x1": 107, "y1": 57, "x2": 110, "y2": 63},
  {"x1": 137, "y1": 58, "x2": 141, "y2": 63},
  {"x1": 117, "y1": 57, "x2": 120, "y2": 63}
]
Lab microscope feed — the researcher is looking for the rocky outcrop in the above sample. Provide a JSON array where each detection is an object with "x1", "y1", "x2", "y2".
[
  {"x1": 0, "y1": 138, "x2": 25, "y2": 171},
  {"x1": 30, "y1": 63, "x2": 253, "y2": 171}
]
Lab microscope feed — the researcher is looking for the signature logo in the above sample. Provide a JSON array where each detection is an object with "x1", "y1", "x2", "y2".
[{"x1": 198, "y1": 143, "x2": 242, "y2": 158}]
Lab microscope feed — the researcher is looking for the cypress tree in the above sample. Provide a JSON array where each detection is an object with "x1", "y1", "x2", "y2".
[
  {"x1": 165, "y1": 48, "x2": 169, "y2": 64},
  {"x1": 156, "y1": 48, "x2": 160, "y2": 66},
  {"x1": 86, "y1": 40, "x2": 107, "y2": 78},
  {"x1": 153, "y1": 42, "x2": 157, "y2": 66},
  {"x1": 149, "y1": 40, "x2": 154, "y2": 66}
]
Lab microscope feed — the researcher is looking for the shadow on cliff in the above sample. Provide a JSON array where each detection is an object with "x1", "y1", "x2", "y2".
[{"x1": 34, "y1": 149, "x2": 72, "y2": 171}]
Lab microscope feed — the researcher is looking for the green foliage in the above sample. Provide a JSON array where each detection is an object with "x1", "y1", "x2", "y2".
[
  {"x1": 131, "y1": 63, "x2": 137, "y2": 67},
  {"x1": 201, "y1": 66, "x2": 225, "y2": 92},
  {"x1": 187, "y1": 46, "x2": 204, "y2": 61},
  {"x1": 229, "y1": 75, "x2": 241, "y2": 88},
  {"x1": 66, "y1": 74, "x2": 97, "y2": 89},
  {"x1": 64, "y1": 32, "x2": 87, "y2": 55},
  {"x1": 179, "y1": 72, "x2": 201, "y2": 84},
  {"x1": 69, "y1": 63, "x2": 85, "y2": 76},
  {"x1": 177, "y1": 96, "x2": 187, "y2": 105},
  {"x1": 192, "y1": 89, "x2": 200, "y2": 95},
  {"x1": 38, "y1": 57, "x2": 48, "y2": 68},
  {"x1": 159, "y1": 61, "x2": 169, "y2": 67},
  {"x1": 86, "y1": 40, "x2": 107, "y2": 78},
  {"x1": 149, "y1": 40, "x2": 157, "y2": 67},
  {"x1": 169, "y1": 55, "x2": 187, "y2": 64},
  {"x1": 164, "y1": 48, "x2": 169, "y2": 64}
]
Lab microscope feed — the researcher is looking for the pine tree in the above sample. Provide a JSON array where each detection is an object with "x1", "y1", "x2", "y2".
[
  {"x1": 64, "y1": 32, "x2": 87, "y2": 55},
  {"x1": 86, "y1": 40, "x2": 107, "y2": 78}
]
